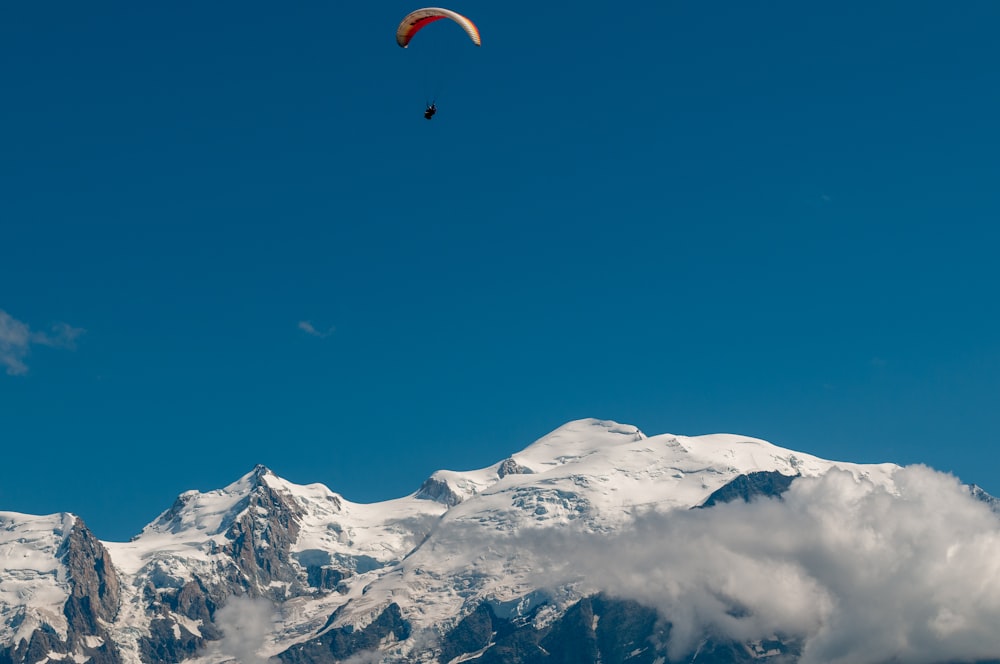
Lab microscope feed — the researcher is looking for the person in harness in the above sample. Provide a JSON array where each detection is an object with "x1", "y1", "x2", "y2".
[{"x1": 424, "y1": 103, "x2": 437, "y2": 120}]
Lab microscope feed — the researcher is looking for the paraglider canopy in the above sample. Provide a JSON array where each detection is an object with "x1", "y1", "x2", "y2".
[{"x1": 396, "y1": 7, "x2": 481, "y2": 48}]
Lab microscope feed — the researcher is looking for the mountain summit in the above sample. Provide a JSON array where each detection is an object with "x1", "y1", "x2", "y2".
[{"x1": 2, "y1": 419, "x2": 999, "y2": 664}]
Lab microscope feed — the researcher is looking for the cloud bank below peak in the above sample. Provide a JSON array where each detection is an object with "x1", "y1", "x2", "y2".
[{"x1": 512, "y1": 465, "x2": 1000, "y2": 664}]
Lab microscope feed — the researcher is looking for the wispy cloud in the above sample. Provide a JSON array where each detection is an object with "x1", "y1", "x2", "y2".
[
  {"x1": 0, "y1": 309, "x2": 84, "y2": 376},
  {"x1": 298, "y1": 320, "x2": 335, "y2": 338}
]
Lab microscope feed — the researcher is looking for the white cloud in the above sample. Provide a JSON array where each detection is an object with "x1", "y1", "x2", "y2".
[
  {"x1": 336, "y1": 650, "x2": 382, "y2": 664},
  {"x1": 507, "y1": 466, "x2": 1000, "y2": 664},
  {"x1": 209, "y1": 596, "x2": 279, "y2": 664},
  {"x1": 0, "y1": 309, "x2": 84, "y2": 376},
  {"x1": 298, "y1": 320, "x2": 335, "y2": 338}
]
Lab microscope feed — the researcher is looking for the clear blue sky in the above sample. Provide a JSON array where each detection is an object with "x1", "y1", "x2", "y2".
[{"x1": 2, "y1": 1, "x2": 998, "y2": 542}]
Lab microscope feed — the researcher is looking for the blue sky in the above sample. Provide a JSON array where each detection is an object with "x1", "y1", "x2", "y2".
[{"x1": 2, "y1": 1, "x2": 999, "y2": 542}]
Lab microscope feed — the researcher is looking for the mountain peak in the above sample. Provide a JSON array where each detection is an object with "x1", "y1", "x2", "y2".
[
  {"x1": 226, "y1": 463, "x2": 277, "y2": 492},
  {"x1": 512, "y1": 418, "x2": 646, "y2": 470},
  {"x1": 141, "y1": 466, "x2": 283, "y2": 539}
]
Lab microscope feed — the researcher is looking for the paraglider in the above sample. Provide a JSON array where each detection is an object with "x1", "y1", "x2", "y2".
[
  {"x1": 396, "y1": 7, "x2": 480, "y2": 119},
  {"x1": 395, "y1": 8, "x2": 481, "y2": 48}
]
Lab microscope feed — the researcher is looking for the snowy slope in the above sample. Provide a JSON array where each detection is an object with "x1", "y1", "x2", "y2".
[
  {"x1": 0, "y1": 512, "x2": 76, "y2": 644},
  {"x1": 107, "y1": 467, "x2": 447, "y2": 577},
  {"x1": 319, "y1": 418, "x2": 900, "y2": 649}
]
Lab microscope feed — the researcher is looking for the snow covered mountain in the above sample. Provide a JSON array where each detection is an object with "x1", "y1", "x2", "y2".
[{"x1": 2, "y1": 419, "x2": 999, "y2": 664}]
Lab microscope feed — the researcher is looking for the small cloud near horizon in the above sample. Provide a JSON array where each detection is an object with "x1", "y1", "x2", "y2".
[
  {"x1": 0, "y1": 309, "x2": 84, "y2": 376},
  {"x1": 298, "y1": 320, "x2": 335, "y2": 338}
]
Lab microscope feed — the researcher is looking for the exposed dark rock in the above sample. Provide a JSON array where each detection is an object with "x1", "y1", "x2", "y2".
[
  {"x1": 138, "y1": 617, "x2": 203, "y2": 664},
  {"x1": 306, "y1": 565, "x2": 344, "y2": 591},
  {"x1": 76, "y1": 635, "x2": 126, "y2": 664},
  {"x1": 415, "y1": 476, "x2": 464, "y2": 506},
  {"x1": 498, "y1": 458, "x2": 533, "y2": 479},
  {"x1": 591, "y1": 595, "x2": 662, "y2": 663},
  {"x1": 0, "y1": 612, "x2": 124, "y2": 664},
  {"x1": 134, "y1": 573, "x2": 219, "y2": 660},
  {"x1": 698, "y1": 470, "x2": 799, "y2": 508},
  {"x1": 176, "y1": 578, "x2": 215, "y2": 623},
  {"x1": 61, "y1": 518, "x2": 121, "y2": 630},
  {"x1": 277, "y1": 603, "x2": 410, "y2": 664},
  {"x1": 8, "y1": 518, "x2": 131, "y2": 664},
  {"x1": 538, "y1": 597, "x2": 600, "y2": 663},
  {"x1": 969, "y1": 484, "x2": 1000, "y2": 513},
  {"x1": 438, "y1": 602, "x2": 496, "y2": 662},
  {"x1": 434, "y1": 594, "x2": 800, "y2": 664},
  {"x1": 143, "y1": 492, "x2": 197, "y2": 538},
  {"x1": 437, "y1": 595, "x2": 666, "y2": 664},
  {"x1": 2, "y1": 625, "x2": 65, "y2": 664}
]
